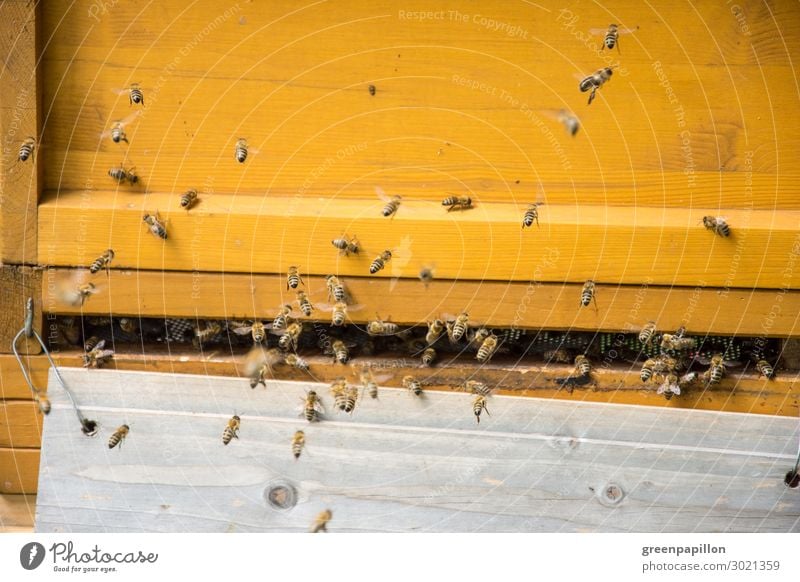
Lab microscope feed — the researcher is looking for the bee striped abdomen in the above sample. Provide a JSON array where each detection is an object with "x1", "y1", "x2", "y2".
[
  {"x1": 421, "y1": 347, "x2": 436, "y2": 366},
  {"x1": 108, "y1": 424, "x2": 130, "y2": 449},
  {"x1": 235, "y1": 138, "x2": 248, "y2": 163},
  {"x1": 756, "y1": 360, "x2": 775, "y2": 379},
  {"x1": 292, "y1": 430, "x2": 305, "y2": 459},
  {"x1": 222, "y1": 415, "x2": 241, "y2": 445},
  {"x1": 473, "y1": 396, "x2": 488, "y2": 423},
  {"x1": 18, "y1": 138, "x2": 35, "y2": 162},
  {"x1": 180, "y1": 189, "x2": 198, "y2": 209},
  {"x1": 129, "y1": 85, "x2": 144, "y2": 105}
]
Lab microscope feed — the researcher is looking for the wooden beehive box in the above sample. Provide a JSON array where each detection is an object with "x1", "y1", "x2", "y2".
[{"x1": 1, "y1": 0, "x2": 799, "y2": 531}]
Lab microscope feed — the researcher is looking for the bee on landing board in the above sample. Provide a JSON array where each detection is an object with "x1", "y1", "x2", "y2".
[
  {"x1": 311, "y1": 509, "x2": 332, "y2": 533},
  {"x1": 575, "y1": 354, "x2": 592, "y2": 376},
  {"x1": 376, "y1": 186, "x2": 401, "y2": 217},
  {"x1": 702, "y1": 216, "x2": 731, "y2": 237},
  {"x1": 589, "y1": 24, "x2": 638, "y2": 52},
  {"x1": 89, "y1": 249, "x2": 115, "y2": 275},
  {"x1": 331, "y1": 339, "x2": 352, "y2": 364},
  {"x1": 291, "y1": 430, "x2": 305, "y2": 459},
  {"x1": 300, "y1": 390, "x2": 324, "y2": 422},
  {"x1": 143, "y1": 212, "x2": 167, "y2": 239},
  {"x1": 522, "y1": 203, "x2": 543, "y2": 228},
  {"x1": 325, "y1": 275, "x2": 346, "y2": 302},
  {"x1": 403, "y1": 375, "x2": 423, "y2": 396},
  {"x1": 83, "y1": 339, "x2": 115, "y2": 368},
  {"x1": 425, "y1": 319, "x2": 445, "y2": 345},
  {"x1": 442, "y1": 195, "x2": 473, "y2": 212},
  {"x1": 580, "y1": 281, "x2": 597, "y2": 310},
  {"x1": 421, "y1": 347, "x2": 437, "y2": 367},
  {"x1": 274, "y1": 322, "x2": 303, "y2": 351},
  {"x1": 284, "y1": 353, "x2": 310, "y2": 372},
  {"x1": 108, "y1": 164, "x2": 138, "y2": 184},
  {"x1": 332, "y1": 235, "x2": 360, "y2": 256},
  {"x1": 296, "y1": 291, "x2": 314, "y2": 316},
  {"x1": 180, "y1": 189, "x2": 198, "y2": 210},
  {"x1": 232, "y1": 321, "x2": 268, "y2": 343},
  {"x1": 473, "y1": 395, "x2": 489, "y2": 423},
  {"x1": 579, "y1": 67, "x2": 614, "y2": 105},
  {"x1": 108, "y1": 424, "x2": 130, "y2": 449},
  {"x1": 286, "y1": 266, "x2": 303, "y2": 290},
  {"x1": 756, "y1": 359, "x2": 775, "y2": 379},
  {"x1": 222, "y1": 415, "x2": 240, "y2": 445},
  {"x1": 369, "y1": 250, "x2": 393, "y2": 274},
  {"x1": 193, "y1": 322, "x2": 222, "y2": 349}
]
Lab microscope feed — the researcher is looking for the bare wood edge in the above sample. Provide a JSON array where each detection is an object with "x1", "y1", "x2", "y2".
[
  {"x1": 0, "y1": 493, "x2": 36, "y2": 530},
  {"x1": 0, "y1": 0, "x2": 40, "y2": 265},
  {"x1": 0, "y1": 447, "x2": 39, "y2": 494},
  {"x1": 42, "y1": 267, "x2": 800, "y2": 337}
]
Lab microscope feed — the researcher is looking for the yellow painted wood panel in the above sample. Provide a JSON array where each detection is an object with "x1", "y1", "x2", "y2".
[
  {"x1": 0, "y1": 401, "x2": 43, "y2": 449},
  {"x1": 0, "y1": 448, "x2": 38, "y2": 494},
  {"x1": 0, "y1": 355, "x2": 48, "y2": 401},
  {"x1": 39, "y1": 1, "x2": 800, "y2": 207},
  {"x1": 39, "y1": 190, "x2": 800, "y2": 288},
  {"x1": 0, "y1": 493, "x2": 36, "y2": 532},
  {"x1": 44, "y1": 268, "x2": 800, "y2": 337}
]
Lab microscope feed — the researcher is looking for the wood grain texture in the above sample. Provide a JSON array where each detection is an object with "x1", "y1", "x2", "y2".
[
  {"x1": 39, "y1": 0, "x2": 799, "y2": 207},
  {"x1": 0, "y1": 0, "x2": 39, "y2": 264},
  {"x1": 38, "y1": 190, "x2": 800, "y2": 287},
  {"x1": 0, "y1": 355, "x2": 49, "y2": 401},
  {"x1": 0, "y1": 447, "x2": 38, "y2": 494},
  {"x1": 35, "y1": 368, "x2": 800, "y2": 532},
  {"x1": 0, "y1": 493, "x2": 36, "y2": 532},
  {"x1": 0, "y1": 401, "x2": 43, "y2": 448},
  {"x1": 42, "y1": 268, "x2": 800, "y2": 337},
  {"x1": 0, "y1": 265, "x2": 43, "y2": 355}
]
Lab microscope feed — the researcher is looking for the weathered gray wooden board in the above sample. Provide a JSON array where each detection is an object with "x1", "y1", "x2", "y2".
[{"x1": 35, "y1": 368, "x2": 800, "y2": 532}]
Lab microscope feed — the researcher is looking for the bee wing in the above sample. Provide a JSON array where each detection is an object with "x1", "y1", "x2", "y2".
[
  {"x1": 112, "y1": 87, "x2": 132, "y2": 95},
  {"x1": 375, "y1": 186, "x2": 393, "y2": 203},
  {"x1": 232, "y1": 326, "x2": 253, "y2": 336},
  {"x1": 588, "y1": 27, "x2": 608, "y2": 35},
  {"x1": 347, "y1": 303, "x2": 364, "y2": 312},
  {"x1": 372, "y1": 373, "x2": 393, "y2": 384},
  {"x1": 99, "y1": 111, "x2": 141, "y2": 138},
  {"x1": 94, "y1": 339, "x2": 107, "y2": 350},
  {"x1": 617, "y1": 26, "x2": 639, "y2": 35},
  {"x1": 97, "y1": 349, "x2": 115, "y2": 359}
]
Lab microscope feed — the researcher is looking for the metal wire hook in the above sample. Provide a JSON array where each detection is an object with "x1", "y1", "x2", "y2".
[{"x1": 11, "y1": 298, "x2": 99, "y2": 436}]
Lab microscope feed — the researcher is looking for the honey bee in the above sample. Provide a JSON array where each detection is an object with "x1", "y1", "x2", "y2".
[
  {"x1": 660, "y1": 334, "x2": 696, "y2": 351},
  {"x1": 446, "y1": 312, "x2": 469, "y2": 343},
  {"x1": 276, "y1": 322, "x2": 303, "y2": 351},
  {"x1": 291, "y1": 430, "x2": 306, "y2": 459},
  {"x1": 376, "y1": 186, "x2": 401, "y2": 217},
  {"x1": 332, "y1": 235, "x2": 359, "y2": 256},
  {"x1": 284, "y1": 353, "x2": 310, "y2": 372},
  {"x1": 366, "y1": 317, "x2": 399, "y2": 336},
  {"x1": 330, "y1": 302, "x2": 349, "y2": 326},
  {"x1": 425, "y1": 319, "x2": 445, "y2": 345},
  {"x1": 286, "y1": 266, "x2": 303, "y2": 290},
  {"x1": 222, "y1": 415, "x2": 240, "y2": 445},
  {"x1": 575, "y1": 354, "x2": 592, "y2": 376},
  {"x1": 233, "y1": 321, "x2": 268, "y2": 343},
  {"x1": 702, "y1": 216, "x2": 731, "y2": 237},
  {"x1": 108, "y1": 165, "x2": 138, "y2": 184},
  {"x1": 331, "y1": 339, "x2": 350, "y2": 364},
  {"x1": 589, "y1": 24, "x2": 638, "y2": 52},
  {"x1": 421, "y1": 347, "x2": 437, "y2": 366},
  {"x1": 83, "y1": 339, "x2": 115, "y2": 368},
  {"x1": 300, "y1": 390, "x2": 324, "y2": 422},
  {"x1": 89, "y1": 249, "x2": 115, "y2": 274},
  {"x1": 83, "y1": 335, "x2": 101, "y2": 352},
  {"x1": 270, "y1": 304, "x2": 293, "y2": 330},
  {"x1": 640, "y1": 358, "x2": 656, "y2": 382},
  {"x1": 463, "y1": 380, "x2": 493, "y2": 396},
  {"x1": 579, "y1": 67, "x2": 614, "y2": 105},
  {"x1": 679, "y1": 371, "x2": 699, "y2": 388},
  {"x1": 105, "y1": 424, "x2": 130, "y2": 449},
  {"x1": 325, "y1": 275, "x2": 346, "y2": 302},
  {"x1": 657, "y1": 373, "x2": 680, "y2": 400},
  {"x1": 476, "y1": 334, "x2": 499, "y2": 363},
  {"x1": 249, "y1": 364, "x2": 268, "y2": 389},
  {"x1": 18, "y1": 137, "x2": 35, "y2": 162},
  {"x1": 638, "y1": 321, "x2": 657, "y2": 346},
  {"x1": 310, "y1": 509, "x2": 332, "y2": 533},
  {"x1": 403, "y1": 375, "x2": 423, "y2": 396},
  {"x1": 101, "y1": 111, "x2": 140, "y2": 144},
  {"x1": 418, "y1": 265, "x2": 436, "y2": 287},
  {"x1": 368, "y1": 84, "x2": 376, "y2": 96},
  {"x1": 193, "y1": 321, "x2": 222, "y2": 349},
  {"x1": 703, "y1": 354, "x2": 727, "y2": 385},
  {"x1": 756, "y1": 359, "x2": 775, "y2": 379},
  {"x1": 180, "y1": 189, "x2": 198, "y2": 210},
  {"x1": 522, "y1": 203, "x2": 543, "y2": 228},
  {"x1": 357, "y1": 366, "x2": 388, "y2": 399},
  {"x1": 473, "y1": 395, "x2": 489, "y2": 423},
  {"x1": 143, "y1": 211, "x2": 167, "y2": 239},
  {"x1": 369, "y1": 250, "x2": 392, "y2": 274},
  {"x1": 558, "y1": 109, "x2": 580, "y2": 136},
  {"x1": 60, "y1": 281, "x2": 97, "y2": 307},
  {"x1": 35, "y1": 393, "x2": 51, "y2": 415},
  {"x1": 296, "y1": 291, "x2": 314, "y2": 316},
  {"x1": 234, "y1": 138, "x2": 248, "y2": 163},
  {"x1": 119, "y1": 317, "x2": 138, "y2": 334},
  {"x1": 331, "y1": 379, "x2": 358, "y2": 414},
  {"x1": 543, "y1": 347, "x2": 571, "y2": 364},
  {"x1": 580, "y1": 280, "x2": 597, "y2": 310},
  {"x1": 128, "y1": 83, "x2": 144, "y2": 105},
  {"x1": 442, "y1": 195, "x2": 473, "y2": 211}
]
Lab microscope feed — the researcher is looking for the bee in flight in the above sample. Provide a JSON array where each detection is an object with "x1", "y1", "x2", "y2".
[
  {"x1": 579, "y1": 67, "x2": 614, "y2": 105},
  {"x1": 638, "y1": 321, "x2": 657, "y2": 346},
  {"x1": 249, "y1": 363, "x2": 268, "y2": 389},
  {"x1": 376, "y1": 186, "x2": 401, "y2": 217},
  {"x1": 368, "y1": 84, "x2": 376, "y2": 96},
  {"x1": 35, "y1": 393, "x2": 51, "y2": 415},
  {"x1": 403, "y1": 375, "x2": 423, "y2": 396},
  {"x1": 756, "y1": 359, "x2": 775, "y2": 379},
  {"x1": 143, "y1": 211, "x2": 167, "y2": 239},
  {"x1": 89, "y1": 249, "x2": 115, "y2": 275},
  {"x1": 310, "y1": 509, "x2": 332, "y2": 533},
  {"x1": 101, "y1": 111, "x2": 140, "y2": 144},
  {"x1": 300, "y1": 390, "x2": 324, "y2": 422},
  {"x1": 287, "y1": 266, "x2": 303, "y2": 290},
  {"x1": 222, "y1": 415, "x2": 241, "y2": 445},
  {"x1": 193, "y1": 321, "x2": 222, "y2": 349},
  {"x1": 370, "y1": 250, "x2": 393, "y2": 274},
  {"x1": 296, "y1": 291, "x2": 314, "y2": 316},
  {"x1": 418, "y1": 265, "x2": 436, "y2": 287},
  {"x1": 702, "y1": 216, "x2": 731, "y2": 237},
  {"x1": 108, "y1": 424, "x2": 130, "y2": 449},
  {"x1": 59, "y1": 281, "x2": 97, "y2": 307},
  {"x1": 357, "y1": 366, "x2": 389, "y2": 399},
  {"x1": 83, "y1": 339, "x2": 115, "y2": 368},
  {"x1": 291, "y1": 430, "x2": 305, "y2": 459},
  {"x1": 108, "y1": 164, "x2": 138, "y2": 184},
  {"x1": 180, "y1": 189, "x2": 198, "y2": 210},
  {"x1": 473, "y1": 395, "x2": 489, "y2": 424},
  {"x1": 332, "y1": 235, "x2": 359, "y2": 256},
  {"x1": 589, "y1": 24, "x2": 638, "y2": 52},
  {"x1": 580, "y1": 280, "x2": 597, "y2": 310},
  {"x1": 442, "y1": 195, "x2": 473, "y2": 212},
  {"x1": 18, "y1": 137, "x2": 35, "y2": 162},
  {"x1": 113, "y1": 83, "x2": 144, "y2": 106},
  {"x1": 233, "y1": 321, "x2": 268, "y2": 343}
]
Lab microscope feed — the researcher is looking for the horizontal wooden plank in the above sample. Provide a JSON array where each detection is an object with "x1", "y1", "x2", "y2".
[
  {"x1": 39, "y1": 190, "x2": 800, "y2": 288},
  {"x1": 0, "y1": 355, "x2": 49, "y2": 401},
  {"x1": 40, "y1": 1, "x2": 799, "y2": 207},
  {"x1": 0, "y1": 447, "x2": 38, "y2": 494},
  {"x1": 0, "y1": 493, "x2": 36, "y2": 532},
  {"x1": 0, "y1": 265, "x2": 43, "y2": 355},
  {"x1": 43, "y1": 268, "x2": 800, "y2": 337},
  {"x1": 35, "y1": 369, "x2": 800, "y2": 532},
  {"x1": 0, "y1": 401, "x2": 43, "y2": 448},
  {"x1": 5, "y1": 348, "x2": 798, "y2": 417}
]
